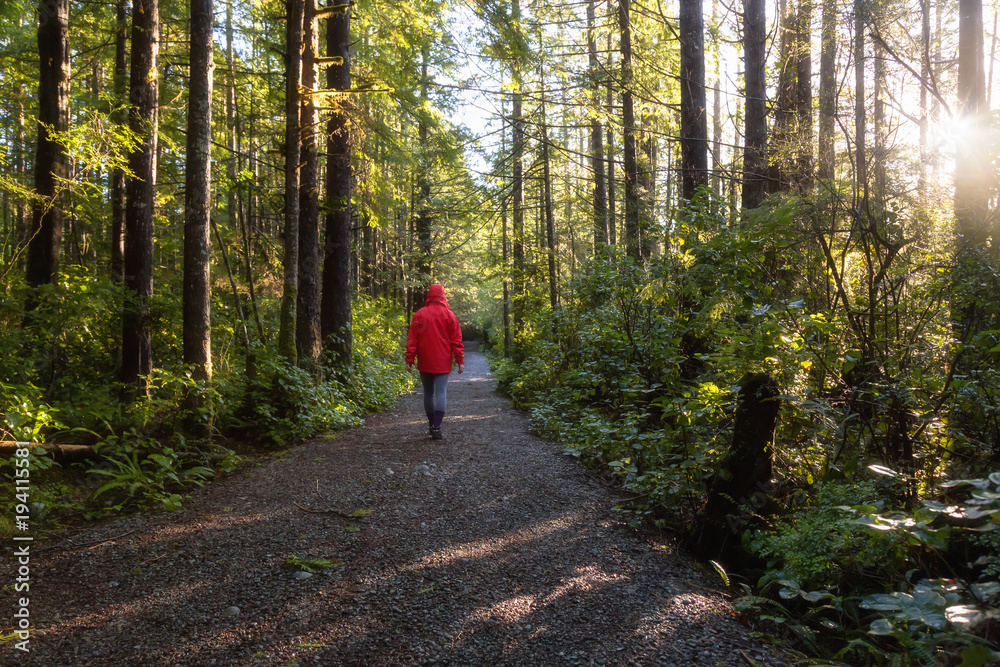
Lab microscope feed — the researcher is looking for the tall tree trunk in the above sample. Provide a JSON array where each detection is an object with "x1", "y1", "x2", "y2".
[
  {"x1": 415, "y1": 44, "x2": 432, "y2": 287},
  {"x1": 619, "y1": 0, "x2": 640, "y2": 260},
  {"x1": 297, "y1": 0, "x2": 322, "y2": 373},
  {"x1": 321, "y1": 0, "x2": 353, "y2": 369},
  {"x1": 13, "y1": 94, "x2": 26, "y2": 252},
  {"x1": 918, "y1": 0, "x2": 930, "y2": 194},
  {"x1": 511, "y1": 0, "x2": 526, "y2": 343},
  {"x1": 769, "y1": 0, "x2": 796, "y2": 194},
  {"x1": 111, "y1": 0, "x2": 127, "y2": 281},
  {"x1": 540, "y1": 91, "x2": 558, "y2": 312},
  {"x1": 796, "y1": 0, "x2": 813, "y2": 188},
  {"x1": 742, "y1": 0, "x2": 767, "y2": 209},
  {"x1": 183, "y1": 0, "x2": 213, "y2": 383},
  {"x1": 225, "y1": 0, "x2": 239, "y2": 234},
  {"x1": 278, "y1": 0, "x2": 304, "y2": 364},
  {"x1": 500, "y1": 93, "x2": 512, "y2": 354},
  {"x1": 606, "y1": 1, "x2": 617, "y2": 247},
  {"x1": 956, "y1": 0, "x2": 988, "y2": 246},
  {"x1": 26, "y1": 0, "x2": 69, "y2": 293},
  {"x1": 121, "y1": 0, "x2": 158, "y2": 398},
  {"x1": 680, "y1": 0, "x2": 707, "y2": 200},
  {"x1": 854, "y1": 0, "x2": 867, "y2": 207},
  {"x1": 817, "y1": 0, "x2": 836, "y2": 180},
  {"x1": 587, "y1": 0, "x2": 608, "y2": 249}
]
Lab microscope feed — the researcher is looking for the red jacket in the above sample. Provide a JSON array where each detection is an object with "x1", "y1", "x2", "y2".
[{"x1": 406, "y1": 285, "x2": 464, "y2": 373}]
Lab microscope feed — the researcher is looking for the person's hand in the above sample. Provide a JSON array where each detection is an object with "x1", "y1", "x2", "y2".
[
  {"x1": 406, "y1": 363, "x2": 413, "y2": 373},
  {"x1": 458, "y1": 364, "x2": 464, "y2": 374}
]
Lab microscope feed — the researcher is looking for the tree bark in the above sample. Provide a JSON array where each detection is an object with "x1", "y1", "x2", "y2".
[
  {"x1": 769, "y1": 0, "x2": 796, "y2": 194},
  {"x1": 741, "y1": 0, "x2": 767, "y2": 209},
  {"x1": 588, "y1": 0, "x2": 608, "y2": 249},
  {"x1": 540, "y1": 92, "x2": 558, "y2": 312},
  {"x1": 918, "y1": 0, "x2": 929, "y2": 194},
  {"x1": 415, "y1": 44, "x2": 433, "y2": 288},
  {"x1": 679, "y1": 0, "x2": 707, "y2": 200},
  {"x1": 606, "y1": 1, "x2": 617, "y2": 246},
  {"x1": 121, "y1": 0, "x2": 158, "y2": 398},
  {"x1": 111, "y1": 0, "x2": 127, "y2": 281},
  {"x1": 796, "y1": 0, "x2": 813, "y2": 188},
  {"x1": 956, "y1": 0, "x2": 988, "y2": 246},
  {"x1": 278, "y1": 0, "x2": 304, "y2": 364},
  {"x1": 321, "y1": 0, "x2": 353, "y2": 369},
  {"x1": 854, "y1": 0, "x2": 867, "y2": 206},
  {"x1": 817, "y1": 0, "x2": 836, "y2": 180},
  {"x1": 619, "y1": 0, "x2": 640, "y2": 260},
  {"x1": 183, "y1": 0, "x2": 214, "y2": 383},
  {"x1": 26, "y1": 0, "x2": 69, "y2": 293},
  {"x1": 511, "y1": 0, "x2": 525, "y2": 343},
  {"x1": 297, "y1": 0, "x2": 322, "y2": 373}
]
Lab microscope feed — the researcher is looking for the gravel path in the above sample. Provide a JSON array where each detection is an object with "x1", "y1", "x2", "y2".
[{"x1": 4, "y1": 346, "x2": 788, "y2": 666}]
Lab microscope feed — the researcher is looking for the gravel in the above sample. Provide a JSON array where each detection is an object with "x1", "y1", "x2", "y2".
[{"x1": 3, "y1": 345, "x2": 789, "y2": 666}]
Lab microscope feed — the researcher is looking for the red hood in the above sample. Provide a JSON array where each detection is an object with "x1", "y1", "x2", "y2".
[{"x1": 425, "y1": 284, "x2": 449, "y2": 308}]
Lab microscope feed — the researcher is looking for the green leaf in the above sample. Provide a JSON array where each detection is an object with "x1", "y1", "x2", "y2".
[
  {"x1": 973, "y1": 581, "x2": 1000, "y2": 600},
  {"x1": 958, "y1": 644, "x2": 1000, "y2": 667},
  {"x1": 869, "y1": 618, "x2": 895, "y2": 635},
  {"x1": 861, "y1": 594, "x2": 904, "y2": 611},
  {"x1": 947, "y1": 605, "x2": 984, "y2": 626}
]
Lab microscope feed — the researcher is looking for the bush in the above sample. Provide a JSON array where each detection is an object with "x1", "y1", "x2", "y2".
[{"x1": 748, "y1": 479, "x2": 907, "y2": 592}]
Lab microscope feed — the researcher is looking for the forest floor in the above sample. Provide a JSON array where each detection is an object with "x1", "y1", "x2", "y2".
[{"x1": 4, "y1": 345, "x2": 791, "y2": 666}]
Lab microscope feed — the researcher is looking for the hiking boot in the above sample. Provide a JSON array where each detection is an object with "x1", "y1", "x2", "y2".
[{"x1": 430, "y1": 427, "x2": 443, "y2": 440}]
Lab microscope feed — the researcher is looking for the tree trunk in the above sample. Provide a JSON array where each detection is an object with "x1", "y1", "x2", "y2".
[
  {"x1": 111, "y1": 0, "x2": 127, "y2": 281},
  {"x1": 619, "y1": 0, "x2": 640, "y2": 261},
  {"x1": 679, "y1": 0, "x2": 707, "y2": 200},
  {"x1": 588, "y1": 0, "x2": 608, "y2": 249},
  {"x1": 695, "y1": 373, "x2": 780, "y2": 558},
  {"x1": 120, "y1": 0, "x2": 158, "y2": 399},
  {"x1": 321, "y1": 0, "x2": 353, "y2": 369},
  {"x1": 817, "y1": 0, "x2": 836, "y2": 180},
  {"x1": 918, "y1": 0, "x2": 929, "y2": 194},
  {"x1": 796, "y1": 0, "x2": 813, "y2": 188},
  {"x1": 956, "y1": 0, "x2": 988, "y2": 246},
  {"x1": 854, "y1": 0, "x2": 867, "y2": 206},
  {"x1": 606, "y1": 1, "x2": 617, "y2": 247},
  {"x1": 278, "y1": 0, "x2": 304, "y2": 364},
  {"x1": 511, "y1": 0, "x2": 525, "y2": 344},
  {"x1": 769, "y1": 0, "x2": 796, "y2": 194},
  {"x1": 415, "y1": 44, "x2": 432, "y2": 286},
  {"x1": 540, "y1": 93, "x2": 558, "y2": 312},
  {"x1": 741, "y1": 0, "x2": 767, "y2": 209},
  {"x1": 183, "y1": 0, "x2": 213, "y2": 383},
  {"x1": 26, "y1": 0, "x2": 69, "y2": 293},
  {"x1": 297, "y1": 0, "x2": 322, "y2": 374}
]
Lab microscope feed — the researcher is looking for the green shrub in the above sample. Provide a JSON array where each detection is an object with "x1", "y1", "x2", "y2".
[{"x1": 749, "y1": 480, "x2": 907, "y2": 592}]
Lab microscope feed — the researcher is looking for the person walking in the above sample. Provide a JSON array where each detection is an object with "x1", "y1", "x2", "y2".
[{"x1": 405, "y1": 284, "x2": 464, "y2": 439}]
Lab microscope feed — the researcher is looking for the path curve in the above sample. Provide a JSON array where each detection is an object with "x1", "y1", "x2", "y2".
[{"x1": 5, "y1": 345, "x2": 787, "y2": 666}]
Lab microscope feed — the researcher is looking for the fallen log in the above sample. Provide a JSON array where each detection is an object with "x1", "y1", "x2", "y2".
[
  {"x1": 0, "y1": 441, "x2": 229, "y2": 465},
  {"x1": 0, "y1": 441, "x2": 100, "y2": 463}
]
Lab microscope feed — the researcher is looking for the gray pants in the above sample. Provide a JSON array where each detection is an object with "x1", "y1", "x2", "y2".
[{"x1": 420, "y1": 372, "x2": 449, "y2": 427}]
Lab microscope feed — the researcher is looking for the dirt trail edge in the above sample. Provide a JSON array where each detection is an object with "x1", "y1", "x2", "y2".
[{"x1": 5, "y1": 345, "x2": 788, "y2": 666}]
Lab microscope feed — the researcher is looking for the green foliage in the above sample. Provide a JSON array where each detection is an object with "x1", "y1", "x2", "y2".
[
  {"x1": 89, "y1": 436, "x2": 214, "y2": 512},
  {"x1": 749, "y1": 480, "x2": 906, "y2": 592},
  {"x1": 497, "y1": 189, "x2": 1000, "y2": 665},
  {"x1": 244, "y1": 297, "x2": 411, "y2": 445},
  {"x1": 285, "y1": 554, "x2": 340, "y2": 572}
]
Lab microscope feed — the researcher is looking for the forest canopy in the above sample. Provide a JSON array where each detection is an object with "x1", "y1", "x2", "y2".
[{"x1": 3, "y1": 0, "x2": 1000, "y2": 663}]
